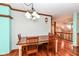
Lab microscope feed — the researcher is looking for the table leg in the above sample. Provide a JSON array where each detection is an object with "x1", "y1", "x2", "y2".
[
  {"x1": 61, "y1": 40, "x2": 64, "y2": 49},
  {"x1": 18, "y1": 45, "x2": 22, "y2": 56},
  {"x1": 55, "y1": 39, "x2": 58, "y2": 53}
]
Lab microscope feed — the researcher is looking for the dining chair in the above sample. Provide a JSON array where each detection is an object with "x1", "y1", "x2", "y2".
[
  {"x1": 18, "y1": 34, "x2": 22, "y2": 43},
  {"x1": 47, "y1": 33, "x2": 55, "y2": 55},
  {"x1": 26, "y1": 36, "x2": 39, "y2": 56},
  {"x1": 18, "y1": 34, "x2": 26, "y2": 56}
]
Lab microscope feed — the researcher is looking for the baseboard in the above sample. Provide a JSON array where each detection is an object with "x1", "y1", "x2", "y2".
[
  {"x1": 0, "y1": 52, "x2": 10, "y2": 56},
  {"x1": 0, "y1": 49, "x2": 18, "y2": 56}
]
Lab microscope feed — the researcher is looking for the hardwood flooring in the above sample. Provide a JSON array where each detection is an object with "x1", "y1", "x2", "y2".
[
  {"x1": 1, "y1": 46, "x2": 79, "y2": 56},
  {"x1": 1, "y1": 38, "x2": 79, "y2": 56}
]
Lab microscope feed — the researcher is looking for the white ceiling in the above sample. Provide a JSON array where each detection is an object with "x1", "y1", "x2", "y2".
[{"x1": 9, "y1": 3, "x2": 79, "y2": 16}]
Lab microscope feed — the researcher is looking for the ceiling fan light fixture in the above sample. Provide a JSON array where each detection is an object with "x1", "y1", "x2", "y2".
[
  {"x1": 32, "y1": 11, "x2": 40, "y2": 19},
  {"x1": 24, "y1": 3, "x2": 40, "y2": 20}
]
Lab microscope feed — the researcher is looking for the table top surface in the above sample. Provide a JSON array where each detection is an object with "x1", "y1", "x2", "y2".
[{"x1": 17, "y1": 36, "x2": 48, "y2": 45}]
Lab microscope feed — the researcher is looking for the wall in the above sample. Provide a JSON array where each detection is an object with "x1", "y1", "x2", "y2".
[
  {"x1": 0, "y1": 6, "x2": 11, "y2": 54},
  {"x1": 11, "y1": 11, "x2": 51, "y2": 49},
  {"x1": 52, "y1": 15, "x2": 73, "y2": 32},
  {"x1": 77, "y1": 13, "x2": 79, "y2": 33}
]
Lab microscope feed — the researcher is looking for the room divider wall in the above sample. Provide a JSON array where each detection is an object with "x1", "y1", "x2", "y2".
[{"x1": 0, "y1": 5, "x2": 11, "y2": 55}]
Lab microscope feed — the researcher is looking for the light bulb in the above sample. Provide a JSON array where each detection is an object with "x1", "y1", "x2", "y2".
[
  {"x1": 32, "y1": 11, "x2": 40, "y2": 18},
  {"x1": 32, "y1": 17, "x2": 36, "y2": 21},
  {"x1": 25, "y1": 12, "x2": 32, "y2": 19},
  {"x1": 32, "y1": 11, "x2": 37, "y2": 16},
  {"x1": 36, "y1": 14, "x2": 40, "y2": 18}
]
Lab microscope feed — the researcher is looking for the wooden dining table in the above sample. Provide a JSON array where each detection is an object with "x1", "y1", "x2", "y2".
[{"x1": 17, "y1": 35, "x2": 49, "y2": 56}]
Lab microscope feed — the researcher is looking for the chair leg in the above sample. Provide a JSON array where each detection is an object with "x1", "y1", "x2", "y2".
[{"x1": 47, "y1": 48, "x2": 49, "y2": 56}]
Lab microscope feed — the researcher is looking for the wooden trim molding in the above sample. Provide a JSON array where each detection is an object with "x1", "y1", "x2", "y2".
[
  {"x1": 51, "y1": 16, "x2": 53, "y2": 33},
  {"x1": 0, "y1": 3, "x2": 52, "y2": 17},
  {"x1": 0, "y1": 3, "x2": 13, "y2": 19},
  {"x1": 54, "y1": 22, "x2": 56, "y2": 34},
  {"x1": 0, "y1": 3, "x2": 52, "y2": 16},
  {"x1": 0, "y1": 3, "x2": 12, "y2": 9},
  {"x1": 11, "y1": 8, "x2": 26, "y2": 12},
  {"x1": 0, "y1": 14, "x2": 13, "y2": 19},
  {"x1": 11, "y1": 8, "x2": 52, "y2": 17}
]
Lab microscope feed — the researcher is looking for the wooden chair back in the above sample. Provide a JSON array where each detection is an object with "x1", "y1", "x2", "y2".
[
  {"x1": 18, "y1": 34, "x2": 22, "y2": 42},
  {"x1": 48, "y1": 33, "x2": 54, "y2": 42},
  {"x1": 26, "y1": 36, "x2": 39, "y2": 44},
  {"x1": 26, "y1": 36, "x2": 39, "y2": 55},
  {"x1": 47, "y1": 33, "x2": 55, "y2": 55}
]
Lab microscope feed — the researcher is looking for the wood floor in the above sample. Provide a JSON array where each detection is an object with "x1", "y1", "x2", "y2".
[{"x1": 1, "y1": 45, "x2": 79, "y2": 56}]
